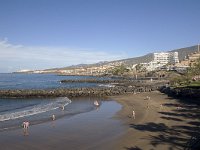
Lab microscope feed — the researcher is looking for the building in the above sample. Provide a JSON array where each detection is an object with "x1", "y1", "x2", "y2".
[
  {"x1": 153, "y1": 52, "x2": 179, "y2": 65},
  {"x1": 136, "y1": 52, "x2": 179, "y2": 71}
]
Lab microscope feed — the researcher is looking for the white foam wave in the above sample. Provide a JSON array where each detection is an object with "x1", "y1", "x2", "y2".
[
  {"x1": 0, "y1": 97, "x2": 71, "y2": 122},
  {"x1": 98, "y1": 84, "x2": 115, "y2": 88}
]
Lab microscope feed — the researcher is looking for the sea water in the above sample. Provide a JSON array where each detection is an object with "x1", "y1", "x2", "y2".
[
  {"x1": 0, "y1": 73, "x2": 112, "y2": 90},
  {"x1": 0, "y1": 73, "x2": 112, "y2": 131},
  {"x1": 0, "y1": 96, "x2": 106, "y2": 131}
]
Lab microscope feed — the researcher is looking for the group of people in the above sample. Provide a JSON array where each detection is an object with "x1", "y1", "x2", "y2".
[
  {"x1": 51, "y1": 105, "x2": 65, "y2": 121},
  {"x1": 22, "y1": 104, "x2": 65, "y2": 135},
  {"x1": 22, "y1": 121, "x2": 30, "y2": 129},
  {"x1": 22, "y1": 121, "x2": 30, "y2": 136},
  {"x1": 130, "y1": 95, "x2": 185, "y2": 123}
]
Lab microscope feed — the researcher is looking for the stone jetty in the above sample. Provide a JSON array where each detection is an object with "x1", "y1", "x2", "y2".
[
  {"x1": 0, "y1": 80, "x2": 166, "y2": 98},
  {"x1": 60, "y1": 78, "x2": 138, "y2": 84}
]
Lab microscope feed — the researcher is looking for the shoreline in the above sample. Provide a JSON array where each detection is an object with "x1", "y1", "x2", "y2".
[
  {"x1": 0, "y1": 100, "x2": 125, "y2": 150},
  {"x1": 0, "y1": 91, "x2": 199, "y2": 149}
]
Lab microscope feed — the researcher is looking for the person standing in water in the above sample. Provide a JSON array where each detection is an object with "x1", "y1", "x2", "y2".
[
  {"x1": 52, "y1": 114, "x2": 55, "y2": 121},
  {"x1": 62, "y1": 105, "x2": 65, "y2": 111},
  {"x1": 22, "y1": 121, "x2": 30, "y2": 136},
  {"x1": 94, "y1": 100, "x2": 99, "y2": 106}
]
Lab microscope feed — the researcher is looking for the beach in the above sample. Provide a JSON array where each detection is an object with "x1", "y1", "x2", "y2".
[
  {"x1": 111, "y1": 91, "x2": 200, "y2": 150},
  {"x1": 0, "y1": 99, "x2": 125, "y2": 150},
  {"x1": 0, "y1": 91, "x2": 199, "y2": 150}
]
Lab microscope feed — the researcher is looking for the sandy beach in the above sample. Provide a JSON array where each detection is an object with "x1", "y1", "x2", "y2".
[
  {"x1": 111, "y1": 91, "x2": 200, "y2": 150},
  {"x1": 0, "y1": 91, "x2": 199, "y2": 150}
]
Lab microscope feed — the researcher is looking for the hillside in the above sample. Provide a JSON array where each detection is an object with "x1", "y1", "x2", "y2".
[{"x1": 44, "y1": 44, "x2": 199, "y2": 71}]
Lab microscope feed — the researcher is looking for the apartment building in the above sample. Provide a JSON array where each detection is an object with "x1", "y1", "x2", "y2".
[
  {"x1": 153, "y1": 52, "x2": 179, "y2": 65},
  {"x1": 139, "y1": 52, "x2": 179, "y2": 71}
]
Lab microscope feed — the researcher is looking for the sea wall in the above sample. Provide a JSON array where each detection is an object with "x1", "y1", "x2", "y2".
[
  {"x1": 0, "y1": 79, "x2": 168, "y2": 98},
  {"x1": 60, "y1": 79, "x2": 140, "y2": 84},
  {"x1": 0, "y1": 85, "x2": 161, "y2": 98},
  {"x1": 60, "y1": 78, "x2": 160, "y2": 84}
]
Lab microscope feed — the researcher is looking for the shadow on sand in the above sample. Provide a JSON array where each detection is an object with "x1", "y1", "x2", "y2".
[
  {"x1": 127, "y1": 96, "x2": 200, "y2": 150},
  {"x1": 124, "y1": 146, "x2": 142, "y2": 150}
]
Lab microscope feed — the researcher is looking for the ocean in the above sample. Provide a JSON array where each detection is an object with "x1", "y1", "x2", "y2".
[
  {"x1": 0, "y1": 73, "x2": 114, "y2": 131},
  {"x1": 0, "y1": 73, "x2": 111, "y2": 90}
]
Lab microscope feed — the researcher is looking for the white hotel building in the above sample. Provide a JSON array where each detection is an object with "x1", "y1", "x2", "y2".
[
  {"x1": 154, "y1": 52, "x2": 179, "y2": 65},
  {"x1": 140, "y1": 52, "x2": 179, "y2": 71}
]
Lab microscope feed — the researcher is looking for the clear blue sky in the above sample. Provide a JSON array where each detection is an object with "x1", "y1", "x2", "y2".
[{"x1": 0, "y1": 0, "x2": 200, "y2": 72}]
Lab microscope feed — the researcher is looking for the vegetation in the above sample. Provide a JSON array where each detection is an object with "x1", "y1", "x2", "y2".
[
  {"x1": 135, "y1": 63, "x2": 147, "y2": 73},
  {"x1": 191, "y1": 57, "x2": 200, "y2": 75},
  {"x1": 170, "y1": 57, "x2": 200, "y2": 88},
  {"x1": 111, "y1": 64, "x2": 129, "y2": 75}
]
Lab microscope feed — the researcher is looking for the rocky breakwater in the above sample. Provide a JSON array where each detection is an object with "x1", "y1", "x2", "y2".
[
  {"x1": 160, "y1": 86, "x2": 200, "y2": 100},
  {"x1": 60, "y1": 79, "x2": 134, "y2": 84},
  {"x1": 0, "y1": 80, "x2": 167, "y2": 98}
]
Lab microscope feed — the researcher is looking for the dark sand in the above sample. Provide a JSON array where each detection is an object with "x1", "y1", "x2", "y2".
[
  {"x1": 110, "y1": 91, "x2": 200, "y2": 150},
  {"x1": 0, "y1": 91, "x2": 200, "y2": 150}
]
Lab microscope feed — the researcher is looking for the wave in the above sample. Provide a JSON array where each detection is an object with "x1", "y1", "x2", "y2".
[
  {"x1": 0, "y1": 97, "x2": 71, "y2": 122},
  {"x1": 98, "y1": 84, "x2": 115, "y2": 88},
  {"x1": 0, "y1": 103, "x2": 37, "y2": 113}
]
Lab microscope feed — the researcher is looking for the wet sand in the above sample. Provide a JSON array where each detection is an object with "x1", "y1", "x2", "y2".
[
  {"x1": 110, "y1": 91, "x2": 200, "y2": 150},
  {"x1": 0, "y1": 100, "x2": 124, "y2": 150},
  {"x1": 0, "y1": 91, "x2": 199, "y2": 150}
]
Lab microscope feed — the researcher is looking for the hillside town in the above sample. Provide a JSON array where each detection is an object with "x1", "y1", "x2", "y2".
[{"x1": 17, "y1": 45, "x2": 200, "y2": 76}]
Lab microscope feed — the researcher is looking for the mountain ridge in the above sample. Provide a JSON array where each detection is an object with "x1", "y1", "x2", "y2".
[{"x1": 20, "y1": 44, "x2": 199, "y2": 73}]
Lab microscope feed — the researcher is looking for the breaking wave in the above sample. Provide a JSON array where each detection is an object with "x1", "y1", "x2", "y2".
[
  {"x1": 98, "y1": 84, "x2": 115, "y2": 88},
  {"x1": 0, "y1": 97, "x2": 71, "y2": 122}
]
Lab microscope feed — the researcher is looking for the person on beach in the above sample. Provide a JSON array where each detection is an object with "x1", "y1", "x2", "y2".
[
  {"x1": 22, "y1": 121, "x2": 29, "y2": 129},
  {"x1": 146, "y1": 101, "x2": 149, "y2": 109},
  {"x1": 145, "y1": 96, "x2": 150, "y2": 109},
  {"x1": 176, "y1": 104, "x2": 182, "y2": 110},
  {"x1": 61, "y1": 105, "x2": 65, "y2": 111},
  {"x1": 52, "y1": 114, "x2": 55, "y2": 121},
  {"x1": 132, "y1": 110, "x2": 136, "y2": 119},
  {"x1": 22, "y1": 121, "x2": 30, "y2": 136},
  {"x1": 22, "y1": 121, "x2": 26, "y2": 129},
  {"x1": 144, "y1": 96, "x2": 150, "y2": 100},
  {"x1": 160, "y1": 104, "x2": 164, "y2": 110}
]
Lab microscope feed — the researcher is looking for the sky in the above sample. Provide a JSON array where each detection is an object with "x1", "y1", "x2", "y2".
[{"x1": 0, "y1": 0, "x2": 200, "y2": 72}]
